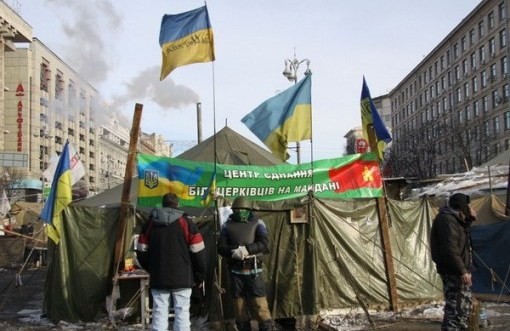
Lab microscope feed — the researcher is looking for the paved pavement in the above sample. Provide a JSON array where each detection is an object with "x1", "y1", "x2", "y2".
[{"x1": 1, "y1": 266, "x2": 510, "y2": 330}]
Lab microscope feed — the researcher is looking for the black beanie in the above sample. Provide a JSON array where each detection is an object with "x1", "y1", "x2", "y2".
[{"x1": 448, "y1": 193, "x2": 470, "y2": 210}]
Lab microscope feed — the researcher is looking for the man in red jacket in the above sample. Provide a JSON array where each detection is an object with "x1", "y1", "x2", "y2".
[
  {"x1": 139, "y1": 193, "x2": 207, "y2": 331},
  {"x1": 430, "y1": 193, "x2": 477, "y2": 331}
]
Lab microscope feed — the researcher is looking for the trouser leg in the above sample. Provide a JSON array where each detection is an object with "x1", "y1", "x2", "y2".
[
  {"x1": 441, "y1": 274, "x2": 472, "y2": 331},
  {"x1": 151, "y1": 288, "x2": 170, "y2": 331},
  {"x1": 172, "y1": 288, "x2": 192, "y2": 331},
  {"x1": 233, "y1": 297, "x2": 251, "y2": 331}
]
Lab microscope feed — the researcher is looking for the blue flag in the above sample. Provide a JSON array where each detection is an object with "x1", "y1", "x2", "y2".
[{"x1": 242, "y1": 75, "x2": 312, "y2": 161}]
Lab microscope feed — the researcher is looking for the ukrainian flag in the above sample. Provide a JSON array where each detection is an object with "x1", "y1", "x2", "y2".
[
  {"x1": 242, "y1": 75, "x2": 312, "y2": 161},
  {"x1": 40, "y1": 141, "x2": 73, "y2": 244},
  {"x1": 159, "y1": 5, "x2": 215, "y2": 80},
  {"x1": 360, "y1": 77, "x2": 392, "y2": 159}
]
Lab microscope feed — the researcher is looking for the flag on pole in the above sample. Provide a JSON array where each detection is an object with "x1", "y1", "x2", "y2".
[
  {"x1": 40, "y1": 141, "x2": 73, "y2": 244},
  {"x1": 360, "y1": 77, "x2": 392, "y2": 159},
  {"x1": 241, "y1": 75, "x2": 312, "y2": 161},
  {"x1": 159, "y1": 5, "x2": 215, "y2": 80}
]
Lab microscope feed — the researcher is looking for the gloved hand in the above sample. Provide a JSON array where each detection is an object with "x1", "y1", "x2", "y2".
[{"x1": 231, "y1": 246, "x2": 249, "y2": 260}]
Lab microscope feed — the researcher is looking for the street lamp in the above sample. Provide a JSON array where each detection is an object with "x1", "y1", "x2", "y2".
[{"x1": 282, "y1": 50, "x2": 311, "y2": 164}]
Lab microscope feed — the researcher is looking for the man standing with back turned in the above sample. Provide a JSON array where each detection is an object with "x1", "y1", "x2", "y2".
[
  {"x1": 430, "y1": 193, "x2": 477, "y2": 331},
  {"x1": 140, "y1": 193, "x2": 207, "y2": 331}
]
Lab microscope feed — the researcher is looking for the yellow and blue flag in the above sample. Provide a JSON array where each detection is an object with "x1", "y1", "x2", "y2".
[
  {"x1": 159, "y1": 5, "x2": 215, "y2": 80},
  {"x1": 40, "y1": 141, "x2": 73, "y2": 244},
  {"x1": 360, "y1": 77, "x2": 392, "y2": 159},
  {"x1": 241, "y1": 75, "x2": 312, "y2": 161}
]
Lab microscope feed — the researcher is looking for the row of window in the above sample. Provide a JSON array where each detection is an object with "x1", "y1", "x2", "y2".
[{"x1": 393, "y1": 1, "x2": 507, "y2": 109}]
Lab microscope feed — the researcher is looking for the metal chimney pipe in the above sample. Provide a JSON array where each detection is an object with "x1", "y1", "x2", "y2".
[{"x1": 196, "y1": 102, "x2": 202, "y2": 143}]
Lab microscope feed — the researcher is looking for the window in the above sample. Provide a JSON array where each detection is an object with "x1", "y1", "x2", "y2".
[
  {"x1": 455, "y1": 65, "x2": 460, "y2": 80},
  {"x1": 500, "y1": 28, "x2": 507, "y2": 48},
  {"x1": 469, "y1": 28, "x2": 476, "y2": 45},
  {"x1": 474, "y1": 100, "x2": 480, "y2": 117},
  {"x1": 464, "y1": 82, "x2": 470, "y2": 98},
  {"x1": 440, "y1": 55, "x2": 445, "y2": 70},
  {"x1": 461, "y1": 36, "x2": 467, "y2": 52},
  {"x1": 502, "y1": 56, "x2": 508, "y2": 76},
  {"x1": 479, "y1": 45, "x2": 486, "y2": 63},
  {"x1": 499, "y1": 2, "x2": 506, "y2": 22},
  {"x1": 454, "y1": 43, "x2": 459, "y2": 59},
  {"x1": 471, "y1": 52, "x2": 477, "y2": 69},
  {"x1": 465, "y1": 105, "x2": 471, "y2": 121},
  {"x1": 482, "y1": 95, "x2": 488, "y2": 112},
  {"x1": 489, "y1": 37, "x2": 496, "y2": 56},
  {"x1": 472, "y1": 76, "x2": 478, "y2": 93},
  {"x1": 504, "y1": 84, "x2": 510, "y2": 100},
  {"x1": 456, "y1": 87, "x2": 462, "y2": 102},
  {"x1": 492, "y1": 89, "x2": 500, "y2": 108},
  {"x1": 478, "y1": 20, "x2": 485, "y2": 38},
  {"x1": 462, "y1": 59, "x2": 468, "y2": 75},
  {"x1": 481, "y1": 70, "x2": 488, "y2": 87},
  {"x1": 490, "y1": 63, "x2": 497, "y2": 80},
  {"x1": 488, "y1": 11, "x2": 495, "y2": 30},
  {"x1": 494, "y1": 116, "x2": 500, "y2": 135},
  {"x1": 505, "y1": 111, "x2": 510, "y2": 130}
]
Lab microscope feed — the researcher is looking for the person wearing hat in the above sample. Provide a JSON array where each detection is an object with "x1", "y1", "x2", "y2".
[
  {"x1": 217, "y1": 196, "x2": 277, "y2": 331},
  {"x1": 430, "y1": 193, "x2": 477, "y2": 331}
]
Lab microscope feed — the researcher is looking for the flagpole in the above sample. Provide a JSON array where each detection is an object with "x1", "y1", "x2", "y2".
[
  {"x1": 282, "y1": 50, "x2": 311, "y2": 164},
  {"x1": 367, "y1": 124, "x2": 398, "y2": 311}
]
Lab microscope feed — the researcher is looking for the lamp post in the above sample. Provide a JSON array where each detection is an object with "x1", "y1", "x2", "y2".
[{"x1": 282, "y1": 51, "x2": 311, "y2": 164}]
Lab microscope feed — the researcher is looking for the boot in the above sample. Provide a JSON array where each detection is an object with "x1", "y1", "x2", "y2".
[
  {"x1": 259, "y1": 319, "x2": 279, "y2": 331},
  {"x1": 235, "y1": 320, "x2": 251, "y2": 331}
]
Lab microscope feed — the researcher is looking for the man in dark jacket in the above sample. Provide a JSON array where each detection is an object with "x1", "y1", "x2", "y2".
[
  {"x1": 139, "y1": 193, "x2": 207, "y2": 331},
  {"x1": 217, "y1": 196, "x2": 277, "y2": 331},
  {"x1": 430, "y1": 193, "x2": 477, "y2": 331}
]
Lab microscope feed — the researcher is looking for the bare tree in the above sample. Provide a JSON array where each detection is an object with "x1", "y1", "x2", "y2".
[{"x1": 0, "y1": 167, "x2": 27, "y2": 202}]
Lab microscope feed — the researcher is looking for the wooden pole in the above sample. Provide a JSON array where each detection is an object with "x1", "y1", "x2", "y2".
[
  {"x1": 367, "y1": 124, "x2": 399, "y2": 311},
  {"x1": 113, "y1": 103, "x2": 143, "y2": 272}
]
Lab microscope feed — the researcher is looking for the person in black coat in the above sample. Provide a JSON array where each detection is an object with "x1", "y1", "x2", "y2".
[
  {"x1": 217, "y1": 196, "x2": 278, "y2": 331},
  {"x1": 138, "y1": 193, "x2": 207, "y2": 331},
  {"x1": 430, "y1": 193, "x2": 477, "y2": 331}
]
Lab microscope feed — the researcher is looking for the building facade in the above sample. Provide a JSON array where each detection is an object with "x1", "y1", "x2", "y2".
[
  {"x1": 0, "y1": 2, "x2": 172, "y2": 198},
  {"x1": 389, "y1": 0, "x2": 510, "y2": 178}
]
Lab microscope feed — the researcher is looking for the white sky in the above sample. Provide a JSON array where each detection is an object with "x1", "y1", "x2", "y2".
[{"x1": 19, "y1": 0, "x2": 481, "y2": 163}]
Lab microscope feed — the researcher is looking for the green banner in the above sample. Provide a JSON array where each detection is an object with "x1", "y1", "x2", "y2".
[{"x1": 137, "y1": 153, "x2": 383, "y2": 208}]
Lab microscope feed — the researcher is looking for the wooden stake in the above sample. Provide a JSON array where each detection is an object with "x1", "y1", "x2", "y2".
[
  {"x1": 113, "y1": 103, "x2": 143, "y2": 273},
  {"x1": 367, "y1": 124, "x2": 399, "y2": 311}
]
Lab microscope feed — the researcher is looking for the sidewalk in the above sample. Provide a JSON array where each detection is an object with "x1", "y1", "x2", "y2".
[{"x1": 1, "y1": 266, "x2": 510, "y2": 330}]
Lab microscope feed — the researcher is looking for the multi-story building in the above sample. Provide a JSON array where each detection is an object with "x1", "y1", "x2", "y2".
[
  {"x1": 0, "y1": 1, "x2": 173, "y2": 199},
  {"x1": 4, "y1": 37, "x2": 100, "y2": 195},
  {"x1": 389, "y1": 0, "x2": 510, "y2": 178}
]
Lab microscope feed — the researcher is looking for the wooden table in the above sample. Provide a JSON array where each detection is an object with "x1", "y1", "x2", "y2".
[{"x1": 114, "y1": 271, "x2": 150, "y2": 328}]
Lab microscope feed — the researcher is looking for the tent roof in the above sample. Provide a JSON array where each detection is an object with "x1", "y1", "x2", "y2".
[
  {"x1": 176, "y1": 125, "x2": 283, "y2": 166},
  {"x1": 74, "y1": 126, "x2": 283, "y2": 207}
]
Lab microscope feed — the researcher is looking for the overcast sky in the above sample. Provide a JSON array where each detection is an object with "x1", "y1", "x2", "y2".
[{"x1": 20, "y1": 0, "x2": 481, "y2": 162}]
